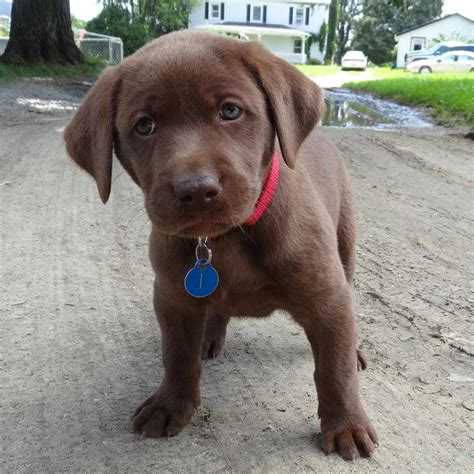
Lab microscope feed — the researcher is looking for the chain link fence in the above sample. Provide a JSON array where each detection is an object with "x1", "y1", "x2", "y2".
[
  {"x1": 0, "y1": 30, "x2": 123, "y2": 64},
  {"x1": 74, "y1": 30, "x2": 123, "y2": 65}
]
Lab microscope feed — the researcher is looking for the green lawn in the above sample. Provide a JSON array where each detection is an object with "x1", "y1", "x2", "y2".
[
  {"x1": 368, "y1": 67, "x2": 408, "y2": 79},
  {"x1": 0, "y1": 57, "x2": 105, "y2": 83},
  {"x1": 296, "y1": 65, "x2": 341, "y2": 76},
  {"x1": 344, "y1": 73, "x2": 474, "y2": 127},
  {"x1": 296, "y1": 65, "x2": 408, "y2": 79}
]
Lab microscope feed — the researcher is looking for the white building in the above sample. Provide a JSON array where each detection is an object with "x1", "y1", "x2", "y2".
[
  {"x1": 395, "y1": 13, "x2": 474, "y2": 67},
  {"x1": 188, "y1": 0, "x2": 330, "y2": 64}
]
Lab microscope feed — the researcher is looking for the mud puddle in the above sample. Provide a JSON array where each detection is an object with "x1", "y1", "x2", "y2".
[{"x1": 323, "y1": 89, "x2": 432, "y2": 128}]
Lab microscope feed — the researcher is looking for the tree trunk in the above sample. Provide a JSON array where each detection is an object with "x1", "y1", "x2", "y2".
[
  {"x1": 324, "y1": 0, "x2": 339, "y2": 65},
  {"x1": 1, "y1": 0, "x2": 83, "y2": 64}
]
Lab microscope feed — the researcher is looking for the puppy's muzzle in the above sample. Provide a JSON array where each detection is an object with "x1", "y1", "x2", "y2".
[{"x1": 175, "y1": 175, "x2": 222, "y2": 210}]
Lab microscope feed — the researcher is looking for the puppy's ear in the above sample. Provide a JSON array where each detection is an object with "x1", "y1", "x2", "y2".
[
  {"x1": 242, "y1": 42, "x2": 324, "y2": 168},
  {"x1": 64, "y1": 66, "x2": 120, "y2": 203}
]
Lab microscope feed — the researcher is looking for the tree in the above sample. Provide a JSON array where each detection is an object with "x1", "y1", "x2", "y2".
[
  {"x1": 71, "y1": 16, "x2": 87, "y2": 30},
  {"x1": 87, "y1": 4, "x2": 151, "y2": 56},
  {"x1": 138, "y1": 0, "x2": 195, "y2": 37},
  {"x1": 395, "y1": 0, "x2": 443, "y2": 33},
  {"x1": 351, "y1": 0, "x2": 443, "y2": 65},
  {"x1": 90, "y1": 0, "x2": 197, "y2": 56},
  {"x1": 1, "y1": 0, "x2": 82, "y2": 64},
  {"x1": 325, "y1": 0, "x2": 340, "y2": 64},
  {"x1": 351, "y1": 0, "x2": 396, "y2": 65},
  {"x1": 337, "y1": 0, "x2": 362, "y2": 63}
]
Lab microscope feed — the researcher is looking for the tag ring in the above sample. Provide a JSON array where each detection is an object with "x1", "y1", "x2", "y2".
[{"x1": 195, "y1": 236, "x2": 212, "y2": 264}]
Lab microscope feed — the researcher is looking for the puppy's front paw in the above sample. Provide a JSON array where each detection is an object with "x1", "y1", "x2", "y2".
[
  {"x1": 321, "y1": 411, "x2": 378, "y2": 460},
  {"x1": 132, "y1": 388, "x2": 197, "y2": 438}
]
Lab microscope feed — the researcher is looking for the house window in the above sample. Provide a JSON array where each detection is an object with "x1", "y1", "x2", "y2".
[
  {"x1": 252, "y1": 6, "x2": 262, "y2": 22},
  {"x1": 410, "y1": 37, "x2": 425, "y2": 52},
  {"x1": 294, "y1": 38, "x2": 302, "y2": 54},
  {"x1": 295, "y1": 7, "x2": 304, "y2": 25},
  {"x1": 211, "y1": 3, "x2": 220, "y2": 19}
]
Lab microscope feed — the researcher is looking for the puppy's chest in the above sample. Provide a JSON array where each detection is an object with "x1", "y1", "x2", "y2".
[{"x1": 206, "y1": 244, "x2": 279, "y2": 316}]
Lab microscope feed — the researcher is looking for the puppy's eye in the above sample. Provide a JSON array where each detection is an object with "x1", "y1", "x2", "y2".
[
  {"x1": 135, "y1": 117, "x2": 155, "y2": 136},
  {"x1": 220, "y1": 103, "x2": 242, "y2": 121}
]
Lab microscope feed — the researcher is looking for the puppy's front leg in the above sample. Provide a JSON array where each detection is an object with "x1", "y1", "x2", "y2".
[
  {"x1": 133, "y1": 280, "x2": 206, "y2": 438},
  {"x1": 294, "y1": 283, "x2": 377, "y2": 460}
]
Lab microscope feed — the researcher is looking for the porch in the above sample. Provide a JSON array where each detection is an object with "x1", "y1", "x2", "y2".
[{"x1": 192, "y1": 22, "x2": 309, "y2": 64}]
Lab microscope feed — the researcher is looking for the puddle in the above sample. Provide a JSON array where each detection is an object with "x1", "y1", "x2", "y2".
[
  {"x1": 323, "y1": 89, "x2": 432, "y2": 129},
  {"x1": 16, "y1": 98, "x2": 79, "y2": 112}
]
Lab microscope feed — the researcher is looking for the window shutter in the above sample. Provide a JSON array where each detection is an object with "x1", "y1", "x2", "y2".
[
  {"x1": 289, "y1": 7, "x2": 293, "y2": 25},
  {"x1": 305, "y1": 7, "x2": 310, "y2": 25},
  {"x1": 205, "y1": 2, "x2": 209, "y2": 20},
  {"x1": 263, "y1": 5, "x2": 267, "y2": 23},
  {"x1": 221, "y1": 2, "x2": 225, "y2": 20},
  {"x1": 247, "y1": 4, "x2": 251, "y2": 22}
]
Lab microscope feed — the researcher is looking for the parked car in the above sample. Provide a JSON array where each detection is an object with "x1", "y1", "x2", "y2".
[
  {"x1": 341, "y1": 51, "x2": 368, "y2": 71},
  {"x1": 406, "y1": 40, "x2": 474, "y2": 64},
  {"x1": 406, "y1": 51, "x2": 474, "y2": 74}
]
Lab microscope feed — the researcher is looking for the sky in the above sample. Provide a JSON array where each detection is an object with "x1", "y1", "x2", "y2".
[
  {"x1": 70, "y1": 0, "x2": 103, "y2": 21},
  {"x1": 68, "y1": 0, "x2": 474, "y2": 22},
  {"x1": 442, "y1": 0, "x2": 474, "y2": 19}
]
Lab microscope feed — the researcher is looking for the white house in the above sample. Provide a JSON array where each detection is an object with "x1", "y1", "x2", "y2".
[
  {"x1": 395, "y1": 13, "x2": 474, "y2": 67},
  {"x1": 188, "y1": 0, "x2": 330, "y2": 64}
]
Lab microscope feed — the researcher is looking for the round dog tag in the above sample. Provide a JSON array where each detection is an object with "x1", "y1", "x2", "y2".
[{"x1": 184, "y1": 259, "x2": 219, "y2": 298}]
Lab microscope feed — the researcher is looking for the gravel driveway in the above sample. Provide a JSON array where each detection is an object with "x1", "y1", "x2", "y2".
[{"x1": 1, "y1": 78, "x2": 473, "y2": 472}]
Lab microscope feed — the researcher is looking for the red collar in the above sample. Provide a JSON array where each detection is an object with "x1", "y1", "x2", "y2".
[{"x1": 244, "y1": 152, "x2": 280, "y2": 226}]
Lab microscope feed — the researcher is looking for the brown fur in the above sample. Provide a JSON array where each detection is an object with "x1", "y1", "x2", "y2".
[{"x1": 64, "y1": 31, "x2": 377, "y2": 460}]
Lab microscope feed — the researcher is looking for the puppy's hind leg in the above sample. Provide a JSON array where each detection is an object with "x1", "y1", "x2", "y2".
[
  {"x1": 337, "y1": 189, "x2": 357, "y2": 285},
  {"x1": 201, "y1": 311, "x2": 230, "y2": 360},
  {"x1": 338, "y1": 187, "x2": 367, "y2": 370}
]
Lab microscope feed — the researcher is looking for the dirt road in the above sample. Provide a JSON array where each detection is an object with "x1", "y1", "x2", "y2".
[{"x1": 1, "y1": 79, "x2": 473, "y2": 472}]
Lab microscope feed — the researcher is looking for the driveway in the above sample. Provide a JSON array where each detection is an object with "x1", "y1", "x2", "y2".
[
  {"x1": 1, "y1": 78, "x2": 473, "y2": 472},
  {"x1": 311, "y1": 69, "x2": 375, "y2": 88}
]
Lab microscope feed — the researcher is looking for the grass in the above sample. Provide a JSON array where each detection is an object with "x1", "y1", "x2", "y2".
[
  {"x1": 344, "y1": 73, "x2": 474, "y2": 127},
  {"x1": 367, "y1": 67, "x2": 408, "y2": 79},
  {"x1": 296, "y1": 65, "x2": 341, "y2": 76},
  {"x1": 296, "y1": 65, "x2": 409, "y2": 79},
  {"x1": 0, "y1": 56, "x2": 105, "y2": 83}
]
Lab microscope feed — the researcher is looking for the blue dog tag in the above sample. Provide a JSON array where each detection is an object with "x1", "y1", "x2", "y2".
[{"x1": 184, "y1": 259, "x2": 219, "y2": 298}]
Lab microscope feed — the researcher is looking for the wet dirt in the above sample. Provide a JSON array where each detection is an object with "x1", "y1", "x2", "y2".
[
  {"x1": 1, "y1": 78, "x2": 473, "y2": 472},
  {"x1": 323, "y1": 89, "x2": 432, "y2": 128}
]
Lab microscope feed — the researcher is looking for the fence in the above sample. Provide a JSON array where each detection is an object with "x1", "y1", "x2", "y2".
[
  {"x1": 74, "y1": 30, "x2": 123, "y2": 64},
  {"x1": 0, "y1": 31, "x2": 123, "y2": 64}
]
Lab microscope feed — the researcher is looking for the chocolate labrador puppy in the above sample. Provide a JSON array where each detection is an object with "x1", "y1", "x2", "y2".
[{"x1": 65, "y1": 31, "x2": 377, "y2": 459}]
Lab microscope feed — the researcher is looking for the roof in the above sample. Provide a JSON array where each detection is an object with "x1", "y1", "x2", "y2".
[
  {"x1": 193, "y1": 23, "x2": 309, "y2": 38},
  {"x1": 396, "y1": 13, "x2": 474, "y2": 37}
]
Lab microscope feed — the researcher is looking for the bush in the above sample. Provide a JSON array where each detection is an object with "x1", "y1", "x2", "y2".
[{"x1": 86, "y1": 4, "x2": 151, "y2": 57}]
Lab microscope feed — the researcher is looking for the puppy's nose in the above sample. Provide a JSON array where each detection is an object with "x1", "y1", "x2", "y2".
[{"x1": 175, "y1": 175, "x2": 222, "y2": 207}]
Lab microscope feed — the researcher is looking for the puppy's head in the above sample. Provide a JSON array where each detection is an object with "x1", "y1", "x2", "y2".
[{"x1": 65, "y1": 31, "x2": 324, "y2": 237}]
